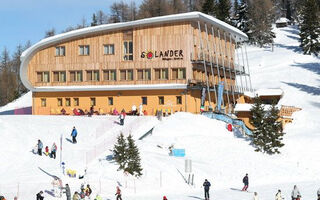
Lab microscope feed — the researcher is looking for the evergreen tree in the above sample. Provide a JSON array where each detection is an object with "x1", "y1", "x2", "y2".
[
  {"x1": 113, "y1": 133, "x2": 128, "y2": 171},
  {"x1": 91, "y1": 14, "x2": 98, "y2": 26},
  {"x1": 299, "y1": 0, "x2": 320, "y2": 56},
  {"x1": 249, "y1": 96, "x2": 267, "y2": 153},
  {"x1": 233, "y1": 0, "x2": 250, "y2": 34},
  {"x1": 125, "y1": 134, "x2": 143, "y2": 177},
  {"x1": 264, "y1": 101, "x2": 285, "y2": 154},
  {"x1": 44, "y1": 28, "x2": 55, "y2": 38},
  {"x1": 202, "y1": 0, "x2": 216, "y2": 16},
  {"x1": 286, "y1": 0, "x2": 292, "y2": 20},
  {"x1": 233, "y1": 0, "x2": 239, "y2": 17},
  {"x1": 216, "y1": 0, "x2": 232, "y2": 23}
]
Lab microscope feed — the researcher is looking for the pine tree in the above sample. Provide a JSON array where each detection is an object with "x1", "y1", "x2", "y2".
[
  {"x1": 286, "y1": 0, "x2": 292, "y2": 20},
  {"x1": 264, "y1": 101, "x2": 285, "y2": 154},
  {"x1": 233, "y1": 0, "x2": 250, "y2": 34},
  {"x1": 249, "y1": 96, "x2": 267, "y2": 152},
  {"x1": 125, "y1": 134, "x2": 143, "y2": 177},
  {"x1": 44, "y1": 28, "x2": 55, "y2": 38},
  {"x1": 233, "y1": 0, "x2": 239, "y2": 18},
  {"x1": 202, "y1": 0, "x2": 216, "y2": 16},
  {"x1": 113, "y1": 133, "x2": 128, "y2": 171},
  {"x1": 299, "y1": 0, "x2": 320, "y2": 56},
  {"x1": 91, "y1": 14, "x2": 98, "y2": 26},
  {"x1": 216, "y1": 0, "x2": 232, "y2": 23}
]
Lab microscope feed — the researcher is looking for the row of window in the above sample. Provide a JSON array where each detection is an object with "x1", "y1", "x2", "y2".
[
  {"x1": 55, "y1": 41, "x2": 132, "y2": 60},
  {"x1": 41, "y1": 96, "x2": 183, "y2": 107},
  {"x1": 36, "y1": 68, "x2": 186, "y2": 83}
]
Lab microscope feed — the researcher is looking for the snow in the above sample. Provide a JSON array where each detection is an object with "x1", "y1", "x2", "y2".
[
  {"x1": 0, "y1": 91, "x2": 32, "y2": 112},
  {"x1": 244, "y1": 88, "x2": 284, "y2": 98},
  {"x1": 234, "y1": 103, "x2": 273, "y2": 112},
  {"x1": 1, "y1": 25, "x2": 320, "y2": 200},
  {"x1": 276, "y1": 17, "x2": 290, "y2": 24}
]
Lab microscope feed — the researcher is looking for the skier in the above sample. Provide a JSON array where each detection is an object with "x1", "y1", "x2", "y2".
[
  {"x1": 291, "y1": 185, "x2": 301, "y2": 200},
  {"x1": 71, "y1": 126, "x2": 78, "y2": 144},
  {"x1": 253, "y1": 192, "x2": 259, "y2": 200},
  {"x1": 242, "y1": 174, "x2": 249, "y2": 191},
  {"x1": 131, "y1": 104, "x2": 137, "y2": 115},
  {"x1": 275, "y1": 189, "x2": 284, "y2": 200},
  {"x1": 37, "y1": 140, "x2": 43, "y2": 156},
  {"x1": 44, "y1": 146, "x2": 49, "y2": 156},
  {"x1": 317, "y1": 188, "x2": 320, "y2": 200},
  {"x1": 36, "y1": 191, "x2": 44, "y2": 200},
  {"x1": 115, "y1": 186, "x2": 122, "y2": 200},
  {"x1": 79, "y1": 189, "x2": 85, "y2": 200},
  {"x1": 203, "y1": 179, "x2": 211, "y2": 200},
  {"x1": 163, "y1": 196, "x2": 168, "y2": 200},
  {"x1": 139, "y1": 103, "x2": 143, "y2": 116},
  {"x1": 63, "y1": 184, "x2": 71, "y2": 200},
  {"x1": 72, "y1": 192, "x2": 80, "y2": 200},
  {"x1": 51, "y1": 142, "x2": 57, "y2": 159},
  {"x1": 85, "y1": 184, "x2": 92, "y2": 197},
  {"x1": 119, "y1": 109, "x2": 126, "y2": 126}
]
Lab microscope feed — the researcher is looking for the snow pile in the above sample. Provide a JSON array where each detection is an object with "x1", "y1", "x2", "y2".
[{"x1": 0, "y1": 91, "x2": 32, "y2": 112}]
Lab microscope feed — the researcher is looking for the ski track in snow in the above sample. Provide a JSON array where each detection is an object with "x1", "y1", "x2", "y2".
[{"x1": 0, "y1": 25, "x2": 320, "y2": 200}]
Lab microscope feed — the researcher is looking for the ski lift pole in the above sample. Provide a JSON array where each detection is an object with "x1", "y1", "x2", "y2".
[{"x1": 60, "y1": 133, "x2": 62, "y2": 168}]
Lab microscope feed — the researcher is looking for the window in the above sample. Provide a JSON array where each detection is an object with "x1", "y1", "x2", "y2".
[
  {"x1": 57, "y1": 98, "x2": 63, "y2": 107},
  {"x1": 70, "y1": 71, "x2": 83, "y2": 82},
  {"x1": 123, "y1": 41, "x2": 133, "y2": 60},
  {"x1": 90, "y1": 98, "x2": 96, "y2": 106},
  {"x1": 120, "y1": 69, "x2": 133, "y2": 81},
  {"x1": 154, "y1": 69, "x2": 168, "y2": 80},
  {"x1": 73, "y1": 98, "x2": 79, "y2": 106},
  {"x1": 108, "y1": 97, "x2": 113, "y2": 105},
  {"x1": 142, "y1": 97, "x2": 147, "y2": 105},
  {"x1": 103, "y1": 70, "x2": 116, "y2": 81},
  {"x1": 65, "y1": 98, "x2": 71, "y2": 107},
  {"x1": 159, "y1": 96, "x2": 164, "y2": 105},
  {"x1": 79, "y1": 45, "x2": 90, "y2": 55},
  {"x1": 41, "y1": 98, "x2": 46, "y2": 107},
  {"x1": 104, "y1": 44, "x2": 115, "y2": 55},
  {"x1": 137, "y1": 69, "x2": 151, "y2": 80},
  {"x1": 37, "y1": 71, "x2": 50, "y2": 82},
  {"x1": 172, "y1": 68, "x2": 186, "y2": 79},
  {"x1": 176, "y1": 96, "x2": 182, "y2": 105},
  {"x1": 55, "y1": 46, "x2": 65, "y2": 56},
  {"x1": 86, "y1": 70, "x2": 99, "y2": 81},
  {"x1": 53, "y1": 71, "x2": 66, "y2": 82}
]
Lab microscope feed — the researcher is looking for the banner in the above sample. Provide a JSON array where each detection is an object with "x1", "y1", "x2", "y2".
[
  {"x1": 217, "y1": 82, "x2": 224, "y2": 112},
  {"x1": 200, "y1": 87, "x2": 206, "y2": 112}
]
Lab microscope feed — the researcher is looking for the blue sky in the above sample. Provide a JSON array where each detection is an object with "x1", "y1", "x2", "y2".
[{"x1": 0, "y1": 0, "x2": 142, "y2": 54}]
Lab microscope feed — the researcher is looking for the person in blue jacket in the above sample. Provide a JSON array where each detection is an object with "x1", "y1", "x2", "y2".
[
  {"x1": 71, "y1": 127, "x2": 78, "y2": 144},
  {"x1": 203, "y1": 179, "x2": 211, "y2": 200},
  {"x1": 37, "y1": 139, "x2": 43, "y2": 156}
]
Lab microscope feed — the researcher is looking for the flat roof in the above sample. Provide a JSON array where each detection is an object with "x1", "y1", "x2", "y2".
[{"x1": 20, "y1": 12, "x2": 248, "y2": 92}]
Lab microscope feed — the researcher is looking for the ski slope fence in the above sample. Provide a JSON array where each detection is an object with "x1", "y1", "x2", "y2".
[{"x1": 202, "y1": 112, "x2": 252, "y2": 135}]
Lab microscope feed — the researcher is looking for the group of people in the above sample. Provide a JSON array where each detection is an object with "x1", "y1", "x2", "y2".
[
  {"x1": 203, "y1": 175, "x2": 320, "y2": 200},
  {"x1": 34, "y1": 139, "x2": 57, "y2": 159}
]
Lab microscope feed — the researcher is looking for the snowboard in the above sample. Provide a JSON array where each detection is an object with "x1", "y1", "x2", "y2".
[{"x1": 230, "y1": 188, "x2": 253, "y2": 193}]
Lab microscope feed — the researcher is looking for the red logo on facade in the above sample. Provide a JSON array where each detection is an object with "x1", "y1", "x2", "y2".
[{"x1": 146, "y1": 51, "x2": 153, "y2": 59}]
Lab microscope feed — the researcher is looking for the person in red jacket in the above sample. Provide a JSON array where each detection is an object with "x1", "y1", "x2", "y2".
[
  {"x1": 44, "y1": 146, "x2": 49, "y2": 156},
  {"x1": 115, "y1": 186, "x2": 122, "y2": 200}
]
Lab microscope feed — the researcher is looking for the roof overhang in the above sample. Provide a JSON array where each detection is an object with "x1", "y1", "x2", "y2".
[{"x1": 20, "y1": 12, "x2": 248, "y2": 92}]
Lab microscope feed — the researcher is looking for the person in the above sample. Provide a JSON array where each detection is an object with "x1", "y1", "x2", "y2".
[
  {"x1": 85, "y1": 184, "x2": 92, "y2": 197},
  {"x1": 71, "y1": 127, "x2": 78, "y2": 144},
  {"x1": 163, "y1": 196, "x2": 168, "y2": 200},
  {"x1": 51, "y1": 143, "x2": 57, "y2": 159},
  {"x1": 63, "y1": 184, "x2": 71, "y2": 200},
  {"x1": 79, "y1": 189, "x2": 85, "y2": 200},
  {"x1": 36, "y1": 191, "x2": 44, "y2": 200},
  {"x1": 37, "y1": 140, "x2": 43, "y2": 156},
  {"x1": 44, "y1": 146, "x2": 49, "y2": 156},
  {"x1": 94, "y1": 194, "x2": 102, "y2": 200},
  {"x1": 253, "y1": 192, "x2": 259, "y2": 200},
  {"x1": 113, "y1": 108, "x2": 119, "y2": 115},
  {"x1": 203, "y1": 179, "x2": 211, "y2": 200},
  {"x1": 242, "y1": 174, "x2": 249, "y2": 191},
  {"x1": 132, "y1": 104, "x2": 137, "y2": 115},
  {"x1": 72, "y1": 192, "x2": 80, "y2": 200},
  {"x1": 275, "y1": 189, "x2": 284, "y2": 200},
  {"x1": 119, "y1": 109, "x2": 126, "y2": 126},
  {"x1": 0, "y1": 196, "x2": 6, "y2": 200},
  {"x1": 139, "y1": 103, "x2": 143, "y2": 116},
  {"x1": 115, "y1": 186, "x2": 122, "y2": 200},
  {"x1": 291, "y1": 185, "x2": 301, "y2": 200},
  {"x1": 90, "y1": 106, "x2": 94, "y2": 116},
  {"x1": 317, "y1": 188, "x2": 320, "y2": 200}
]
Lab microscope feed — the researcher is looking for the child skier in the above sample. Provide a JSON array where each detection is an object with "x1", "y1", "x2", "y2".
[
  {"x1": 242, "y1": 174, "x2": 249, "y2": 191},
  {"x1": 115, "y1": 186, "x2": 122, "y2": 200},
  {"x1": 119, "y1": 109, "x2": 126, "y2": 126},
  {"x1": 44, "y1": 146, "x2": 49, "y2": 156},
  {"x1": 51, "y1": 142, "x2": 57, "y2": 159}
]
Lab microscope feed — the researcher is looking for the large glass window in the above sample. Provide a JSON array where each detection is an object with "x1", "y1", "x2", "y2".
[
  {"x1": 55, "y1": 46, "x2": 65, "y2": 56},
  {"x1": 104, "y1": 44, "x2": 115, "y2": 55},
  {"x1": 172, "y1": 68, "x2": 186, "y2": 79},
  {"x1": 86, "y1": 70, "x2": 99, "y2": 81},
  {"x1": 120, "y1": 69, "x2": 133, "y2": 81},
  {"x1": 53, "y1": 71, "x2": 66, "y2": 82},
  {"x1": 108, "y1": 97, "x2": 113, "y2": 105},
  {"x1": 123, "y1": 41, "x2": 133, "y2": 60},
  {"x1": 137, "y1": 69, "x2": 151, "y2": 80},
  {"x1": 103, "y1": 70, "x2": 116, "y2": 81},
  {"x1": 154, "y1": 69, "x2": 168, "y2": 80},
  {"x1": 79, "y1": 45, "x2": 90, "y2": 55},
  {"x1": 70, "y1": 71, "x2": 83, "y2": 82},
  {"x1": 37, "y1": 71, "x2": 50, "y2": 82}
]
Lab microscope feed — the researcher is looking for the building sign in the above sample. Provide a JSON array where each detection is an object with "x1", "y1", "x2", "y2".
[{"x1": 141, "y1": 50, "x2": 183, "y2": 60}]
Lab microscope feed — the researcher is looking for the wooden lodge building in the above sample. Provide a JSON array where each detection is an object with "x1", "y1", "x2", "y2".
[{"x1": 20, "y1": 12, "x2": 254, "y2": 116}]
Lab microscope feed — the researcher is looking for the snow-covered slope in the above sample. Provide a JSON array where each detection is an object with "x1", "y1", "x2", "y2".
[
  {"x1": 1, "y1": 25, "x2": 320, "y2": 200},
  {"x1": 0, "y1": 91, "x2": 32, "y2": 112}
]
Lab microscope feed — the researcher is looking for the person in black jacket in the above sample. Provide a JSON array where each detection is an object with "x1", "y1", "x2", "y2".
[
  {"x1": 203, "y1": 179, "x2": 211, "y2": 200},
  {"x1": 242, "y1": 174, "x2": 249, "y2": 191},
  {"x1": 36, "y1": 191, "x2": 44, "y2": 200}
]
